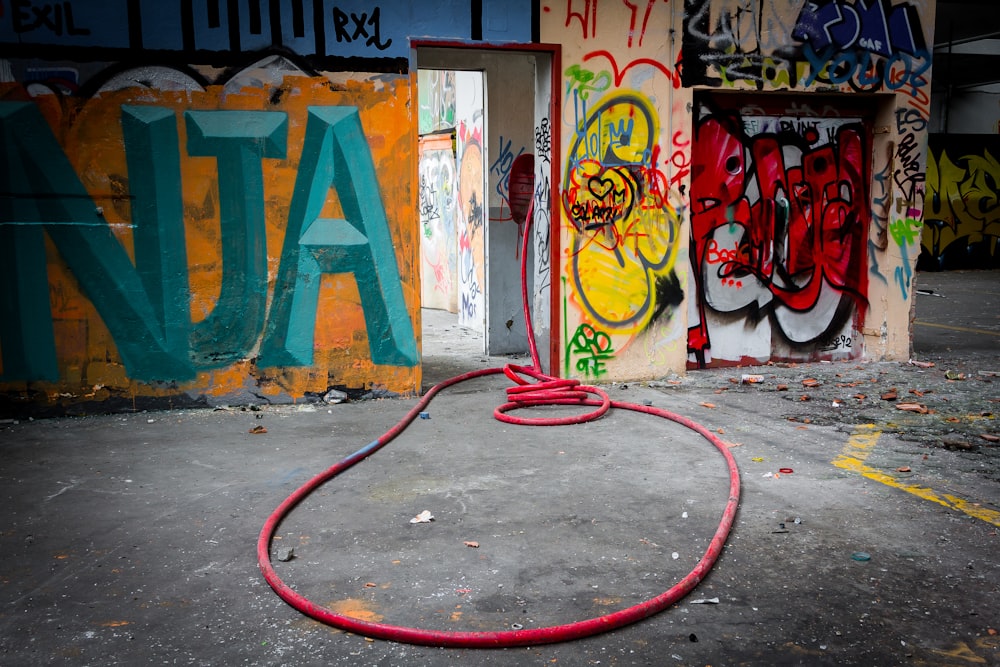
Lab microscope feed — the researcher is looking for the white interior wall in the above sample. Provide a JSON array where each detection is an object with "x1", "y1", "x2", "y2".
[
  {"x1": 483, "y1": 53, "x2": 537, "y2": 355},
  {"x1": 531, "y1": 53, "x2": 553, "y2": 373}
]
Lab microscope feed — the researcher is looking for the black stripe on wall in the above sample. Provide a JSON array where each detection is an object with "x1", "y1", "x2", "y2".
[
  {"x1": 248, "y1": 0, "x2": 263, "y2": 35},
  {"x1": 313, "y1": 0, "x2": 326, "y2": 56},
  {"x1": 127, "y1": 0, "x2": 143, "y2": 49},
  {"x1": 181, "y1": 0, "x2": 195, "y2": 51},
  {"x1": 291, "y1": 0, "x2": 305, "y2": 38},
  {"x1": 227, "y1": 0, "x2": 241, "y2": 49},
  {"x1": 269, "y1": 0, "x2": 284, "y2": 45},
  {"x1": 472, "y1": 0, "x2": 482, "y2": 40},
  {"x1": 531, "y1": 0, "x2": 539, "y2": 42},
  {"x1": 207, "y1": 0, "x2": 221, "y2": 29}
]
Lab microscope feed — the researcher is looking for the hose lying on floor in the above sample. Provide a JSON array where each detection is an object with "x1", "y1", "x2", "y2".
[{"x1": 257, "y1": 202, "x2": 741, "y2": 648}]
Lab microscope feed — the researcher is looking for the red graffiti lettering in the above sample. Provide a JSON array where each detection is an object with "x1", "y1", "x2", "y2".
[{"x1": 688, "y1": 107, "x2": 870, "y2": 360}]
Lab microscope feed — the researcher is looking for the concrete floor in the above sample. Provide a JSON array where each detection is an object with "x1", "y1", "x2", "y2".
[
  {"x1": 912, "y1": 270, "x2": 1000, "y2": 358},
  {"x1": 0, "y1": 271, "x2": 997, "y2": 666}
]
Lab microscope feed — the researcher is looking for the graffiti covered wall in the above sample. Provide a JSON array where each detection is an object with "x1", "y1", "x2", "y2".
[
  {"x1": 0, "y1": 66, "x2": 420, "y2": 409},
  {"x1": 418, "y1": 131, "x2": 459, "y2": 313},
  {"x1": 0, "y1": 1, "x2": 444, "y2": 412},
  {"x1": 682, "y1": 0, "x2": 931, "y2": 93},
  {"x1": 690, "y1": 101, "x2": 872, "y2": 365},
  {"x1": 683, "y1": 0, "x2": 935, "y2": 367},
  {"x1": 0, "y1": 0, "x2": 541, "y2": 414},
  {"x1": 454, "y1": 71, "x2": 487, "y2": 330},
  {"x1": 543, "y1": 0, "x2": 935, "y2": 379},
  {"x1": 921, "y1": 134, "x2": 1000, "y2": 271},
  {"x1": 545, "y1": 2, "x2": 688, "y2": 381},
  {"x1": 0, "y1": 0, "x2": 939, "y2": 411},
  {"x1": 417, "y1": 70, "x2": 459, "y2": 314}
]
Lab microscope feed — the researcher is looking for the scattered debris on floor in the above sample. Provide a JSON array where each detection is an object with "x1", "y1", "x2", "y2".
[
  {"x1": 323, "y1": 389, "x2": 347, "y2": 404},
  {"x1": 896, "y1": 402, "x2": 929, "y2": 414},
  {"x1": 410, "y1": 510, "x2": 434, "y2": 524}
]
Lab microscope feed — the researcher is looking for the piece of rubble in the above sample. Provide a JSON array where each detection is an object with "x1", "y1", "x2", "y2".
[
  {"x1": 323, "y1": 388, "x2": 348, "y2": 404},
  {"x1": 942, "y1": 437, "x2": 975, "y2": 450},
  {"x1": 647, "y1": 380, "x2": 682, "y2": 388}
]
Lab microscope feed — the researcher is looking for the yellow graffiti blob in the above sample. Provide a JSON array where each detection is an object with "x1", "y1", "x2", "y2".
[
  {"x1": 563, "y1": 91, "x2": 681, "y2": 336},
  {"x1": 925, "y1": 148, "x2": 1000, "y2": 256}
]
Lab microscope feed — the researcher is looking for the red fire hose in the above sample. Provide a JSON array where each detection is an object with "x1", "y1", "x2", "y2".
[{"x1": 257, "y1": 200, "x2": 741, "y2": 647}]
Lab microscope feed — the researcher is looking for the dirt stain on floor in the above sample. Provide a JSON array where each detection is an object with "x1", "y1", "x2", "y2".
[{"x1": 327, "y1": 598, "x2": 384, "y2": 623}]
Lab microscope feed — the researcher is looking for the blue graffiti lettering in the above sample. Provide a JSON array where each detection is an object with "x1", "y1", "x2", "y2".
[{"x1": 793, "y1": 0, "x2": 925, "y2": 58}]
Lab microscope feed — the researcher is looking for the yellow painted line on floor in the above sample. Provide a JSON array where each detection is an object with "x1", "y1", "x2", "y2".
[
  {"x1": 833, "y1": 425, "x2": 1000, "y2": 527},
  {"x1": 913, "y1": 320, "x2": 1000, "y2": 337}
]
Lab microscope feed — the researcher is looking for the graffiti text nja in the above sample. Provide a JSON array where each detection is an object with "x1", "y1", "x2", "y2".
[{"x1": 0, "y1": 102, "x2": 417, "y2": 382}]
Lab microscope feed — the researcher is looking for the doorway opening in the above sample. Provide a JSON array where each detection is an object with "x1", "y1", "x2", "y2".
[{"x1": 414, "y1": 45, "x2": 558, "y2": 388}]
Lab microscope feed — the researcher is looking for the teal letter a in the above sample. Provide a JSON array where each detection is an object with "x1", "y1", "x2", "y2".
[{"x1": 259, "y1": 107, "x2": 417, "y2": 368}]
